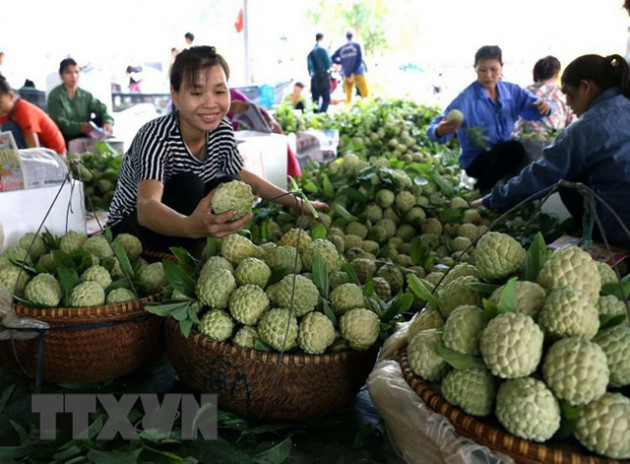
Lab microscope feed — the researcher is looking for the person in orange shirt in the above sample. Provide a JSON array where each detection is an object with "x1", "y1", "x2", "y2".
[{"x1": 0, "y1": 76, "x2": 66, "y2": 154}]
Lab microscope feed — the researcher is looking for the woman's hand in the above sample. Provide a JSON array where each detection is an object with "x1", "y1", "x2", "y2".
[
  {"x1": 435, "y1": 118, "x2": 462, "y2": 138},
  {"x1": 103, "y1": 123, "x2": 114, "y2": 135},
  {"x1": 471, "y1": 198, "x2": 484, "y2": 208},
  {"x1": 187, "y1": 191, "x2": 253, "y2": 238},
  {"x1": 532, "y1": 99, "x2": 551, "y2": 115},
  {"x1": 229, "y1": 100, "x2": 249, "y2": 115}
]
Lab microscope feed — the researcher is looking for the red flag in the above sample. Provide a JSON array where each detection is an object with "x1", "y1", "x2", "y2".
[{"x1": 234, "y1": 7, "x2": 243, "y2": 33}]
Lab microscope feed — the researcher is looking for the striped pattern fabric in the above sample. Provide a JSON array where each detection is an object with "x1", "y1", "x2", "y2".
[{"x1": 108, "y1": 111, "x2": 243, "y2": 226}]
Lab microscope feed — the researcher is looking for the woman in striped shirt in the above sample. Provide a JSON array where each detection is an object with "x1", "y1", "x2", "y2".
[{"x1": 108, "y1": 46, "x2": 327, "y2": 254}]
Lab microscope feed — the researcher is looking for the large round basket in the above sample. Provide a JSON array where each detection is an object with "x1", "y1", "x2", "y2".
[
  {"x1": 398, "y1": 347, "x2": 623, "y2": 464},
  {"x1": 165, "y1": 318, "x2": 378, "y2": 421},
  {"x1": 0, "y1": 294, "x2": 163, "y2": 384}
]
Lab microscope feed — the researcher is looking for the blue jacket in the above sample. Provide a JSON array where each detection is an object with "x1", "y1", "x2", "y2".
[
  {"x1": 331, "y1": 41, "x2": 365, "y2": 76},
  {"x1": 427, "y1": 80, "x2": 553, "y2": 168},
  {"x1": 483, "y1": 87, "x2": 630, "y2": 248}
]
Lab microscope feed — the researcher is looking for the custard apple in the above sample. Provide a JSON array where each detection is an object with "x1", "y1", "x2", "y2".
[
  {"x1": 440, "y1": 263, "x2": 479, "y2": 289},
  {"x1": 593, "y1": 325, "x2": 630, "y2": 387},
  {"x1": 277, "y1": 228, "x2": 312, "y2": 254},
  {"x1": 439, "y1": 275, "x2": 483, "y2": 318},
  {"x1": 542, "y1": 336, "x2": 609, "y2": 406},
  {"x1": 339, "y1": 308, "x2": 380, "y2": 351},
  {"x1": 267, "y1": 274, "x2": 319, "y2": 317},
  {"x1": 420, "y1": 218, "x2": 443, "y2": 236},
  {"x1": 106, "y1": 287, "x2": 136, "y2": 304},
  {"x1": 298, "y1": 311, "x2": 336, "y2": 354},
  {"x1": 489, "y1": 281, "x2": 546, "y2": 318},
  {"x1": 480, "y1": 312, "x2": 543, "y2": 379},
  {"x1": 59, "y1": 230, "x2": 87, "y2": 254},
  {"x1": 441, "y1": 368, "x2": 497, "y2": 417},
  {"x1": 329, "y1": 270, "x2": 350, "y2": 289},
  {"x1": 24, "y1": 273, "x2": 61, "y2": 307},
  {"x1": 18, "y1": 233, "x2": 46, "y2": 259},
  {"x1": 375, "y1": 189, "x2": 395, "y2": 208},
  {"x1": 302, "y1": 239, "x2": 341, "y2": 273},
  {"x1": 2, "y1": 246, "x2": 32, "y2": 265},
  {"x1": 353, "y1": 259, "x2": 377, "y2": 284},
  {"x1": 264, "y1": 245, "x2": 302, "y2": 275},
  {"x1": 372, "y1": 277, "x2": 391, "y2": 301},
  {"x1": 474, "y1": 232, "x2": 526, "y2": 281},
  {"x1": 537, "y1": 286, "x2": 599, "y2": 339},
  {"x1": 329, "y1": 283, "x2": 365, "y2": 315},
  {"x1": 196, "y1": 267, "x2": 236, "y2": 309},
  {"x1": 82, "y1": 235, "x2": 114, "y2": 260},
  {"x1": 537, "y1": 245, "x2": 600, "y2": 301},
  {"x1": 345, "y1": 222, "x2": 368, "y2": 239},
  {"x1": 0, "y1": 264, "x2": 30, "y2": 296},
  {"x1": 574, "y1": 393, "x2": 630, "y2": 459},
  {"x1": 258, "y1": 308, "x2": 298, "y2": 351},
  {"x1": 228, "y1": 284, "x2": 269, "y2": 325},
  {"x1": 375, "y1": 264, "x2": 404, "y2": 294},
  {"x1": 211, "y1": 180, "x2": 254, "y2": 219},
  {"x1": 233, "y1": 325, "x2": 258, "y2": 348},
  {"x1": 221, "y1": 234, "x2": 262, "y2": 265},
  {"x1": 199, "y1": 309, "x2": 234, "y2": 342},
  {"x1": 199, "y1": 256, "x2": 234, "y2": 277},
  {"x1": 407, "y1": 328, "x2": 450, "y2": 382},
  {"x1": 495, "y1": 377, "x2": 561, "y2": 442},
  {"x1": 234, "y1": 257, "x2": 271, "y2": 288},
  {"x1": 137, "y1": 262, "x2": 167, "y2": 295},
  {"x1": 407, "y1": 308, "x2": 445, "y2": 342},
  {"x1": 442, "y1": 305, "x2": 485, "y2": 355},
  {"x1": 113, "y1": 233, "x2": 143, "y2": 261},
  {"x1": 596, "y1": 295, "x2": 628, "y2": 325},
  {"x1": 395, "y1": 191, "x2": 416, "y2": 212},
  {"x1": 69, "y1": 281, "x2": 106, "y2": 307},
  {"x1": 80, "y1": 265, "x2": 113, "y2": 290},
  {"x1": 596, "y1": 261, "x2": 618, "y2": 286}
]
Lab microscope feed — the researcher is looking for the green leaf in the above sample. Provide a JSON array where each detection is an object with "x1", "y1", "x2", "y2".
[
  {"x1": 322, "y1": 300, "x2": 337, "y2": 326},
  {"x1": 169, "y1": 247, "x2": 198, "y2": 274},
  {"x1": 9, "y1": 420, "x2": 27, "y2": 444},
  {"x1": 188, "y1": 305, "x2": 201, "y2": 324},
  {"x1": 162, "y1": 259, "x2": 196, "y2": 297},
  {"x1": 52, "y1": 250, "x2": 76, "y2": 269},
  {"x1": 600, "y1": 313, "x2": 627, "y2": 330},
  {"x1": 311, "y1": 223, "x2": 328, "y2": 241},
  {"x1": 436, "y1": 345, "x2": 487, "y2": 370},
  {"x1": 322, "y1": 176, "x2": 334, "y2": 198},
  {"x1": 380, "y1": 293, "x2": 413, "y2": 322},
  {"x1": 0, "y1": 447, "x2": 29, "y2": 458},
  {"x1": 172, "y1": 305, "x2": 189, "y2": 321},
  {"x1": 554, "y1": 400, "x2": 580, "y2": 439},
  {"x1": 341, "y1": 263, "x2": 361, "y2": 286},
  {"x1": 525, "y1": 232, "x2": 548, "y2": 282},
  {"x1": 466, "y1": 282, "x2": 500, "y2": 295},
  {"x1": 253, "y1": 339, "x2": 274, "y2": 352},
  {"x1": 601, "y1": 281, "x2": 630, "y2": 300},
  {"x1": 253, "y1": 436, "x2": 292, "y2": 464},
  {"x1": 145, "y1": 301, "x2": 190, "y2": 317},
  {"x1": 431, "y1": 173, "x2": 453, "y2": 196},
  {"x1": 409, "y1": 237, "x2": 427, "y2": 265},
  {"x1": 203, "y1": 237, "x2": 221, "y2": 259},
  {"x1": 406, "y1": 274, "x2": 439, "y2": 309},
  {"x1": 0, "y1": 385, "x2": 15, "y2": 415},
  {"x1": 311, "y1": 252, "x2": 329, "y2": 297},
  {"x1": 363, "y1": 279, "x2": 375, "y2": 297},
  {"x1": 57, "y1": 265, "x2": 80, "y2": 306},
  {"x1": 53, "y1": 445, "x2": 84, "y2": 462},
  {"x1": 85, "y1": 449, "x2": 138, "y2": 464},
  {"x1": 331, "y1": 203, "x2": 358, "y2": 222},
  {"x1": 103, "y1": 226, "x2": 113, "y2": 243},
  {"x1": 496, "y1": 277, "x2": 518, "y2": 314},
  {"x1": 112, "y1": 241, "x2": 135, "y2": 279},
  {"x1": 303, "y1": 180, "x2": 318, "y2": 193},
  {"x1": 483, "y1": 298, "x2": 499, "y2": 322}
]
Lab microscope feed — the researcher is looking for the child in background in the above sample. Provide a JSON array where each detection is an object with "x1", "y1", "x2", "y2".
[{"x1": 284, "y1": 82, "x2": 306, "y2": 112}]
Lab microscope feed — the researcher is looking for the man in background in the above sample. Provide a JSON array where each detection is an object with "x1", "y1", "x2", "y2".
[
  {"x1": 332, "y1": 31, "x2": 369, "y2": 105},
  {"x1": 307, "y1": 33, "x2": 332, "y2": 113}
]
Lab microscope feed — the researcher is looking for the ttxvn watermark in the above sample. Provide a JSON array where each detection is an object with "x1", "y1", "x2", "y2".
[{"x1": 32, "y1": 393, "x2": 218, "y2": 440}]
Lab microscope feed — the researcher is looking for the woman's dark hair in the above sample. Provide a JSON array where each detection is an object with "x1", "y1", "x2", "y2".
[
  {"x1": 561, "y1": 54, "x2": 630, "y2": 98},
  {"x1": 0, "y1": 75, "x2": 11, "y2": 94},
  {"x1": 59, "y1": 57, "x2": 78, "y2": 74},
  {"x1": 533, "y1": 56, "x2": 561, "y2": 82},
  {"x1": 474, "y1": 45, "x2": 502, "y2": 66},
  {"x1": 170, "y1": 46, "x2": 230, "y2": 92}
]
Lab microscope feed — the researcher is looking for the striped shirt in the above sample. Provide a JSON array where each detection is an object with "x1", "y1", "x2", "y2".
[{"x1": 108, "y1": 111, "x2": 244, "y2": 226}]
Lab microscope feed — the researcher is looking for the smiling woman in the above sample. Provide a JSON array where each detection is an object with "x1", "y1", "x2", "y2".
[{"x1": 106, "y1": 46, "x2": 328, "y2": 256}]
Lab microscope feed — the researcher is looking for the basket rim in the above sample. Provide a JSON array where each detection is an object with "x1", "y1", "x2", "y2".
[
  {"x1": 398, "y1": 346, "x2": 622, "y2": 464},
  {"x1": 165, "y1": 317, "x2": 375, "y2": 366},
  {"x1": 15, "y1": 292, "x2": 162, "y2": 320}
]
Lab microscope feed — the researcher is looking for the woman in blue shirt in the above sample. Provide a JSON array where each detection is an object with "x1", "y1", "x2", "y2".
[
  {"x1": 474, "y1": 54, "x2": 630, "y2": 249},
  {"x1": 427, "y1": 45, "x2": 552, "y2": 192}
]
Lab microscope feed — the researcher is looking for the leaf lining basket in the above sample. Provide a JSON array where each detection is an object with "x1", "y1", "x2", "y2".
[
  {"x1": 398, "y1": 347, "x2": 622, "y2": 464},
  {"x1": 165, "y1": 318, "x2": 378, "y2": 421}
]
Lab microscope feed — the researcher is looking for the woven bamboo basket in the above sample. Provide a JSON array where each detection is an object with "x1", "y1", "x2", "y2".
[
  {"x1": 398, "y1": 347, "x2": 623, "y2": 464},
  {"x1": 0, "y1": 250, "x2": 172, "y2": 384},
  {"x1": 165, "y1": 318, "x2": 378, "y2": 421}
]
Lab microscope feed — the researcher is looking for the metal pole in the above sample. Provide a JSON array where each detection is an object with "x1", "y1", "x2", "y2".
[{"x1": 243, "y1": 0, "x2": 251, "y2": 84}]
